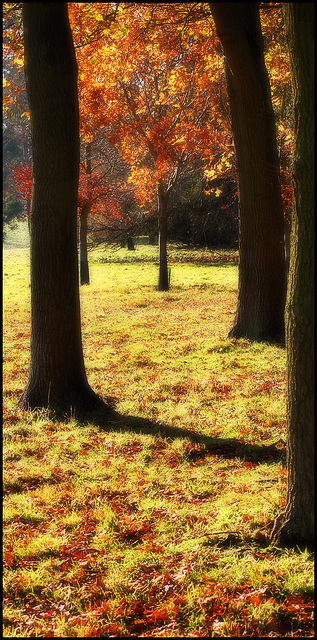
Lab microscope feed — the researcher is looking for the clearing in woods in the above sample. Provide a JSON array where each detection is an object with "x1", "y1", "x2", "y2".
[{"x1": 3, "y1": 241, "x2": 314, "y2": 637}]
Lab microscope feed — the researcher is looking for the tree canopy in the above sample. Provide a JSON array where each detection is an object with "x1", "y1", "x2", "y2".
[{"x1": 4, "y1": 2, "x2": 293, "y2": 246}]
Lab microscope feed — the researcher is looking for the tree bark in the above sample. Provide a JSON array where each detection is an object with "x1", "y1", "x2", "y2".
[
  {"x1": 271, "y1": 3, "x2": 314, "y2": 547},
  {"x1": 157, "y1": 182, "x2": 169, "y2": 291},
  {"x1": 19, "y1": 4, "x2": 104, "y2": 418},
  {"x1": 210, "y1": 3, "x2": 287, "y2": 342},
  {"x1": 80, "y1": 203, "x2": 90, "y2": 285}
]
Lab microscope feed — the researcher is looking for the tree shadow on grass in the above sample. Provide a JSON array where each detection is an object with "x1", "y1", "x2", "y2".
[{"x1": 83, "y1": 400, "x2": 286, "y2": 466}]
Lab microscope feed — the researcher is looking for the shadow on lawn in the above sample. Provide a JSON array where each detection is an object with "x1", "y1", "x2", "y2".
[{"x1": 85, "y1": 401, "x2": 286, "y2": 466}]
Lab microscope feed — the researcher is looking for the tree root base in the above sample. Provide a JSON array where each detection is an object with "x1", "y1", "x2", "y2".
[{"x1": 18, "y1": 385, "x2": 111, "y2": 422}]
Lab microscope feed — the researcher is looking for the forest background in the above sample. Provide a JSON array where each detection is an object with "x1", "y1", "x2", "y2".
[
  {"x1": 3, "y1": 2, "x2": 293, "y2": 260},
  {"x1": 3, "y1": 2, "x2": 314, "y2": 638}
]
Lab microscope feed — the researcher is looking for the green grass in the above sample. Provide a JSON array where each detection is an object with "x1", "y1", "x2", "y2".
[
  {"x1": 3, "y1": 245, "x2": 314, "y2": 637},
  {"x1": 90, "y1": 242, "x2": 239, "y2": 265},
  {"x1": 3, "y1": 219, "x2": 30, "y2": 249}
]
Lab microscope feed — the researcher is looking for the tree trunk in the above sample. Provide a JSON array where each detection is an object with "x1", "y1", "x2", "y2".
[
  {"x1": 157, "y1": 182, "x2": 169, "y2": 291},
  {"x1": 271, "y1": 3, "x2": 314, "y2": 547},
  {"x1": 79, "y1": 141, "x2": 92, "y2": 285},
  {"x1": 80, "y1": 204, "x2": 90, "y2": 285},
  {"x1": 284, "y1": 213, "x2": 291, "y2": 272},
  {"x1": 210, "y1": 3, "x2": 287, "y2": 342},
  {"x1": 127, "y1": 236, "x2": 135, "y2": 250},
  {"x1": 19, "y1": 4, "x2": 104, "y2": 418}
]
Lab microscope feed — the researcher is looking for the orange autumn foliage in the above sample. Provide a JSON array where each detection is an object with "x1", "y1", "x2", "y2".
[
  {"x1": 69, "y1": 2, "x2": 232, "y2": 214},
  {"x1": 4, "y1": 3, "x2": 294, "y2": 228}
]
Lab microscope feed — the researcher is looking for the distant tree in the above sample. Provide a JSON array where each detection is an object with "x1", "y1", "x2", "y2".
[
  {"x1": 210, "y1": 3, "x2": 287, "y2": 342},
  {"x1": 12, "y1": 162, "x2": 32, "y2": 214},
  {"x1": 3, "y1": 90, "x2": 31, "y2": 235},
  {"x1": 78, "y1": 134, "x2": 142, "y2": 269},
  {"x1": 19, "y1": 3, "x2": 104, "y2": 417},
  {"x1": 3, "y1": 134, "x2": 25, "y2": 235},
  {"x1": 271, "y1": 2, "x2": 314, "y2": 547},
  {"x1": 168, "y1": 163, "x2": 238, "y2": 248},
  {"x1": 3, "y1": 5, "x2": 31, "y2": 235},
  {"x1": 79, "y1": 141, "x2": 92, "y2": 285},
  {"x1": 69, "y1": 3, "x2": 231, "y2": 291}
]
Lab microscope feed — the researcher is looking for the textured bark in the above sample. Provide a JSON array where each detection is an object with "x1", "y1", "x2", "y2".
[
  {"x1": 157, "y1": 182, "x2": 169, "y2": 291},
  {"x1": 210, "y1": 3, "x2": 287, "y2": 342},
  {"x1": 19, "y1": 4, "x2": 104, "y2": 417},
  {"x1": 271, "y1": 3, "x2": 314, "y2": 547}
]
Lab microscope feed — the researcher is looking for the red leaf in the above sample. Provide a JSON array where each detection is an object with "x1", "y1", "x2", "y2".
[{"x1": 146, "y1": 608, "x2": 170, "y2": 623}]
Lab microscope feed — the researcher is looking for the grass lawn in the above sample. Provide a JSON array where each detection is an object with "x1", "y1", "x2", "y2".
[{"x1": 3, "y1": 243, "x2": 314, "y2": 637}]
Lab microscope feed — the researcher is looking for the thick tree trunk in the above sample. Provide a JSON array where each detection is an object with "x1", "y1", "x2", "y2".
[
  {"x1": 283, "y1": 214, "x2": 291, "y2": 272},
  {"x1": 80, "y1": 204, "x2": 90, "y2": 285},
  {"x1": 210, "y1": 3, "x2": 287, "y2": 342},
  {"x1": 19, "y1": 4, "x2": 104, "y2": 418},
  {"x1": 157, "y1": 183, "x2": 169, "y2": 291},
  {"x1": 271, "y1": 3, "x2": 314, "y2": 547}
]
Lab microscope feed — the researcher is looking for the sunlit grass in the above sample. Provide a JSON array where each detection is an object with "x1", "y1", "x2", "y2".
[{"x1": 3, "y1": 245, "x2": 314, "y2": 637}]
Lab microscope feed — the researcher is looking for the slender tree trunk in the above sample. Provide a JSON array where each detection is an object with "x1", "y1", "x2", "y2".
[
  {"x1": 79, "y1": 141, "x2": 92, "y2": 285},
  {"x1": 127, "y1": 236, "x2": 135, "y2": 250},
  {"x1": 19, "y1": 4, "x2": 104, "y2": 418},
  {"x1": 80, "y1": 204, "x2": 90, "y2": 285},
  {"x1": 271, "y1": 3, "x2": 314, "y2": 547},
  {"x1": 210, "y1": 3, "x2": 287, "y2": 342},
  {"x1": 157, "y1": 182, "x2": 169, "y2": 291}
]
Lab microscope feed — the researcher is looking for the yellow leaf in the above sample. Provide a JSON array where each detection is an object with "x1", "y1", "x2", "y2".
[
  {"x1": 155, "y1": 94, "x2": 166, "y2": 106},
  {"x1": 204, "y1": 168, "x2": 217, "y2": 179},
  {"x1": 14, "y1": 56, "x2": 24, "y2": 68}
]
